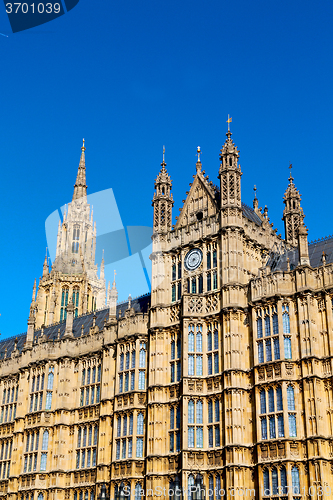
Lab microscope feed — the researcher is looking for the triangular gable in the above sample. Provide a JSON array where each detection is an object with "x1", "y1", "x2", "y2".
[{"x1": 175, "y1": 170, "x2": 218, "y2": 229}]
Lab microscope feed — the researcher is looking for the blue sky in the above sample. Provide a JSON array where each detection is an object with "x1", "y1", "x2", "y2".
[{"x1": 1, "y1": 0, "x2": 333, "y2": 338}]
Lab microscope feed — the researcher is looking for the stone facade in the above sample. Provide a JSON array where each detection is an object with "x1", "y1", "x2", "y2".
[{"x1": 0, "y1": 131, "x2": 332, "y2": 500}]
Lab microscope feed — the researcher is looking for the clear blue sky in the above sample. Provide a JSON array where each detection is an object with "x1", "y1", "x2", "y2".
[{"x1": 1, "y1": 0, "x2": 333, "y2": 338}]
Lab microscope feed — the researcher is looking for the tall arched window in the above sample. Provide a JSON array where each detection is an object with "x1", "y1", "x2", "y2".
[
  {"x1": 208, "y1": 476, "x2": 214, "y2": 500},
  {"x1": 196, "y1": 401, "x2": 203, "y2": 424},
  {"x1": 282, "y1": 304, "x2": 290, "y2": 333},
  {"x1": 188, "y1": 475, "x2": 195, "y2": 500},
  {"x1": 280, "y1": 466, "x2": 287, "y2": 494},
  {"x1": 216, "y1": 475, "x2": 221, "y2": 500},
  {"x1": 291, "y1": 466, "x2": 300, "y2": 494},
  {"x1": 46, "y1": 367, "x2": 54, "y2": 410},
  {"x1": 272, "y1": 313, "x2": 279, "y2": 335},
  {"x1": 264, "y1": 316, "x2": 271, "y2": 336},
  {"x1": 215, "y1": 400, "x2": 219, "y2": 422},
  {"x1": 287, "y1": 385, "x2": 295, "y2": 410},
  {"x1": 137, "y1": 413, "x2": 144, "y2": 435},
  {"x1": 37, "y1": 495, "x2": 44, "y2": 500},
  {"x1": 42, "y1": 430, "x2": 49, "y2": 450},
  {"x1": 72, "y1": 287, "x2": 80, "y2": 317},
  {"x1": 263, "y1": 469, "x2": 270, "y2": 492},
  {"x1": 268, "y1": 388, "x2": 274, "y2": 412},
  {"x1": 135, "y1": 483, "x2": 143, "y2": 500},
  {"x1": 188, "y1": 401, "x2": 194, "y2": 424},
  {"x1": 272, "y1": 467, "x2": 278, "y2": 494},
  {"x1": 60, "y1": 287, "x2": 69, "y2": 321},
  {"x1": 260, "y1": 391, "x2": 266, "y2": 414},
  {"x1": 257, "y1": 317, "x2": 263, "y2": 338},
  {"x1": 276, "y1": 386, "x2": 283, "y2": 411}
]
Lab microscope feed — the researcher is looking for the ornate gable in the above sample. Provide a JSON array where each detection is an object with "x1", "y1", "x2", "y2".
[{"x1": 175, "y1": 159, "x2": 218, "y2": 229}]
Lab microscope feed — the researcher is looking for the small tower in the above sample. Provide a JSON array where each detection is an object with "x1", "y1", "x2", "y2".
[
  {"x1": 219, "y1": 125, "x2": 243, "y2": 227},
  {"x1": 152, "y1": 147, "x2": 174, "y2": 233},
  {"x1": 283, "y1": 165, "x2": 302, "y2": 246}
]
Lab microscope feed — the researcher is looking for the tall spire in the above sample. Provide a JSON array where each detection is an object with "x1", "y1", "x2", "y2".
[
  {"x1": 109, "y1": 270, "x2": 118, "y2": 319},
  {"x1": 73, "y1": 139, "x2": 87, "y2": 201},
  {"x1": 42, "y1": 249, "x2": 49, "y2": 277}
]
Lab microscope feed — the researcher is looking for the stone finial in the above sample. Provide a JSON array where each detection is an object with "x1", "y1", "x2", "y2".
[
  {"x1": 298, "y1": 211, "x2": 310, "y2": 266},
  {"x1": 128, "y1": 294, "x2": 132, "y2": 309},
  {"x1": 322, "y1": 251, "x2": 327, "y2": 265},
  {"x1": 25, "y1": 306, "x2": 35, "y2": 349},
  {"x1": 196, "y1": 146, "x2": 202, "y2": 172},
  {"x1": 92, "y1": 314, "x2": 97, "y2": 328},
  {"x1": 109, "y1": 271, "x2": 118, "y2": 320}
]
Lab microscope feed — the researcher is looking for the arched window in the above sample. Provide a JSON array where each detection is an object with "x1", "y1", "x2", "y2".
[
  {"x1": 170, "y1": 407, "x2": 174, "y2": 429},
  {"x1": 188, "y1": 326, "x2": 195, "y2": 352},
  {"x1": 188, "y1": 401, "x2": 195, "y2": 424},
  {"x1": 139, "y1": 344, "x2": 146, "y2": 368},
  {"x1": 264, "y1": 316, "x2": 271, "y2": 336},
  {"x1": 272, "y1": 314, "x2": 279, "y2": 335},
  {"x1": 188, "y1": 475, "x2": 195, "y2": 500},
  {"x1": 208, "y1": 401, "x2": 213, "y2": 423},
  {"x1": 72, "y1": 287, "x2": 80, "y2": 317},
  {"x1": 280, "y1": 466, "x2": 287, "y2": 494},
  {"x1": 196, "y1": 328, "x2": 202, "y2": 352},
  {"x1": 207, "y1": 327, "x2": 212, "y2": 351},
  {"x1": 282, "y1": 305, "x2": 290, "y2": 333},
  {"x1": 268, "y1": 388, "x2": 274, "y2": 412},
  {"x1": 137, "y1": 413, "x2": 144, "y2": 435},
  {"x1": 263, "y1": 469, "x2": 270, "y2": 492},
  {"x1": 135, "y1": 483, "x2": 142, "y2": 500},
  {"x1": 287, "y1": 385, "x2": 295, "y2": 410},
  {"x1": 171, "y1": 341, "x2": 175, "y2": 360},
  {"x1": 196, "y1": 401, "x2": 203, "y2": 424},
  {"x1": 208, "y1": 476, "x2": 214, "y2": 500},
  {"x1": 215, "y1": 400, "x2": 220, "y2": 422},
  {"x1": 42, "y1": 430, "x2": 49, "y2": 450},
  {"x1": 272, "y1": 467, "x2": 278, "y2": 494},
  {"x1": 260, "y1": 391, "x2": 266, "y2": 414},
  {"x1": 60, "y1": 287, "x2": 69, "y2": 321},
  {"x1": 216, "y1": 475, "x2": 221, "y2": 500},
  {"x1": 257, "y1": 318, "x2": 263, "y2": 338},
  {"x1": 276, "y1": 386, "x2": 283, "y2": 411},
  {"x1": 291, "y1": 466, "x2": 300, "y2": 494},
  {"x1": 37, "y1": 495, "x2": 44, "y2": 500}
]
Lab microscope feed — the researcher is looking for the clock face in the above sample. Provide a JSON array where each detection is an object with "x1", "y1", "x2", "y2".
[{"x1": 184, "y1": 248, "x2": 203, "y2": 271}]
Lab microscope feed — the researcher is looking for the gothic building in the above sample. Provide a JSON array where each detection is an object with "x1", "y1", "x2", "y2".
[{"x1": 0, "y1": 129, "x2": 332, "y2": 500}]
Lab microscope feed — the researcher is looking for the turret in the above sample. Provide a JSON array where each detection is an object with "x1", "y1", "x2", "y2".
[
  {"x1": 152, "y1": 147, "x2": 174, "y2": 234},
  {"x1": 282, "y1": 165, "x2": 302, "y2": 246},
  {"x1": 218, "y1": 119, "x2": 243, "y2": 227}
]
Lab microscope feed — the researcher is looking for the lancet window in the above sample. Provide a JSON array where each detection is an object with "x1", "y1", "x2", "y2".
[
  {"x1": 171, "y1": 255, "x2": 182, "y2": 302},
  {"x1": 115, "y1": 413, "x2": 133, "y2": 460},
  {"x1": 80, "y1": 361, "x2": 101, "y2": 406},
  {"x1": 136, "y1": 412, "x2": 144, "y2": 458},
  {"x1": 29, "y1": 371, "x2": 45, "y2": 413},
  {"x1": 76, "y1": 424, "x2": 98, "y2": 469},
  {"x1": 60, "y1": 287, "x2": 69, "y2": 322},
  {"x1": 206, "y1": 242, "x2": 218, "y2": 292},
  {"x1": 207, "y1": 322, "x2": 219, "y2": 375},
  {"x1": 73, "y1": 491, "x2": 95, "y2": 500},
  {"x1": 1, "y1": 381, "x2": 18, "y2": 423},
  {"x1": 169, "y1": 405, "x2": 181, "y2": 452},
  {"x1": 262, "y1": 466, "x2": 288, "y2": 495},
  {"x1": 208, "y1": 399, "x2": 220, "y2": 447},
  {"x1": 256, "y1": 306, "x2": 280, "y2": 363},
  {"x1": 188, "y1": 324, "x2": 203, "y2": 376},
  {"x1": 259, "y1": 386, "x2": 284, "y2": 440},
  {"x1": 0, "y1": 438, "x2": 12, "y2": 478},
  {"x1": 187, "y1": 400, "x2": 203, "y2": 448},
  {"x1": 170, "y1": 333, "x2": 181, "y2": 383}
]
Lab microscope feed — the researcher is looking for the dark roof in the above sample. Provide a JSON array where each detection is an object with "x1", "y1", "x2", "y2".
[
  {"x1": 266, "y1": 235, "x2": 333, "y2": 272},
  {"x1": 241, "y1": 202, "x2": 262, "y2": 226},
  {"x1": 0, "y1": 294, "x2": 150, "y2": 361}
]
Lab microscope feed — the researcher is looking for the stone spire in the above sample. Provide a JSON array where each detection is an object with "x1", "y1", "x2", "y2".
[
  {"x1": 282, "y1": 164, "x2": 303, "y2": 246},
  {"x1": 100, "y1": 251, "x2": 105, "y2": 281},
  {"x1": 42, "y1": 250, "x2": 49, "y2": 278},
  {"x1": 109, "y1": 271, "x2": 118, "y2": 319},
  {"x1": 73, "y1": 139, "x2": 87, "y2": 201},
  {"x1": 152, "y1": 146, "x2": 174, "y2": 233},
  {"x1": 25, "y1": 306, "x2": 35, "y2": 349}
]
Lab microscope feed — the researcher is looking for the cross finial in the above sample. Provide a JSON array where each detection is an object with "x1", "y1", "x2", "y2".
[
  {"x1": 227, "y1": 114, "x2": 232, "y2": 132},
  {"x1": 197, "y1": 146, "x2": 201, "y2": 162},
  {"x1": 163, "y1": 145, "x2": 165, "y2": 163},
  {"x1": 288, "y1": 163, "x2": 293, "y2": 181},
  {"x1": 81, "y1": 138, "x2": 86, "y2": 152},
  {"x1": 253, "y1": 185, "x2": 257, "y2": 199}
]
